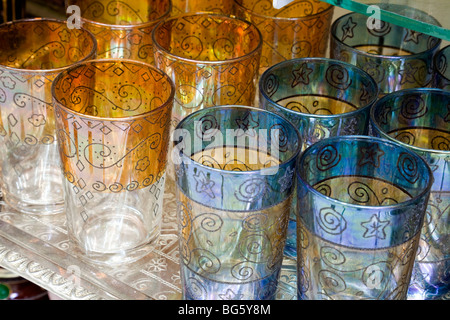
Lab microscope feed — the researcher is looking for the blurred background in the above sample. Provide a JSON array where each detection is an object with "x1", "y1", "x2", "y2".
[{"x1": 1, "y1": 0, "x2": 65, "y2": 22}]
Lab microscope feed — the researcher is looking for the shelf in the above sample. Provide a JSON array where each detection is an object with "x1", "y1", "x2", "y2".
[
  {"x1": 322, "y1": 0, "x2": 450, "y2": 41},
  {"x1": 0, "y1": 178, "x2": 297, "y2": 300}
]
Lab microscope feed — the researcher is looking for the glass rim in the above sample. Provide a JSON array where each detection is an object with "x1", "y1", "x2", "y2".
[
  {"x1": 51, "y1": 58, "x2": 176, "y2": 122},
  {"x1": 371, "y1": 87, "x2": 450, "y2": 155},
  {"x1": 330, "y1": 12, "x2": 442, "y2": 60},
  {"x1": 233, "y1": 0, "x2": 334, "y2": 22},
  {"x1": 0, "y1": 18, "x2": 98, "y2": 74},
  {"x1": 75, "y1": 0, "x2": 172, "y2": 29},
  {"x1": 259, "y1": 57, "x2": 379, "y2": 119},
  {"x1": 434, "y1": 45, "x2": 450, "y2": 83},
  {"x1": 151, "y1": 12, "x2": 263, "y2": 65},
  {"x1": 174, "y1": 105, "x2": 302, "y2": 175},
  {"x1": 296, "y1": 135, "x2": 434, "y2": 210}
]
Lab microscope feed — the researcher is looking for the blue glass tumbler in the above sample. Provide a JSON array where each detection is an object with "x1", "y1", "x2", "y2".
[
  {"x1": 296, "y1": 135, "x2": 433, "y2": 300},
  {"x1": 371, "y1": 88, "x2": 450, "y2": 300},
  {"x1": 434, "y1": 45, "x2": 450, "y2": 90},
  {"x1": 173, "y1": 105, "x2": 301, "y2": 300},
  {"x1": 330, "y1": 8, "x2": 441, "y2": 96},
  {"x1": 259, "y1": 57, "x2": 379, "y2": 259}
]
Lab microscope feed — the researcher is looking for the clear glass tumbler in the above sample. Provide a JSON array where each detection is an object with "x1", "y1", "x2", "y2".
[
  {"x1": 52, "y1": 59, "x2": 174, "y2": 265},
  {"x1": 0, "y1": 18, "x2": 97, "y2": 215}
]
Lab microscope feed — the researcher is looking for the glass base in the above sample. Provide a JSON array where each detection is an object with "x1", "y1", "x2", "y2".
[
  {"x1": 408, "y1": 260, "x2": 450, "y2": 300},
  {"x1": 1, "y1": 188, "x2": 64, "y2": 216},
  {"x1": 407, "y1": 283, "x2": 449, "y2": 300},
  {"x1": 72, "y1": 209, "x2": 161, "y2": 266},
  {"x1": 0, "y1": 148, "x2": 65, "y2": 215},
  {"x1": 181, "y1": 263, "x2": 280, "y2": 300}
]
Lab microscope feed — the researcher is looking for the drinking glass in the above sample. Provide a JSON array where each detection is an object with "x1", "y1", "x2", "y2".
[
  {"x1": 171, "y1": 0, "x2": 234, "y2": 15},
  {"x1": 233, "y1": 0, "x2": 334, "y2": 76},
  {"x1": 371, "y1": 88, "x2": 450, "y2": 300},
  {"x1": 52, "y1": 59, "x2": 174, "y2": 265},
  {"x1": 259, "y1": 57, "x2": 379, "y2": 258},
  {"x1": 330, "y1": 8, "x2": 441, "y2": 96},
  {"x1": 297, "y1": 135, "x2": 433, "y2": 300},
  {"x1": 173, "y1": 105, "x2": 301, "y2": 299},
  {"x1": 0, "y1": 18, "x2": 96, "y2": 215},
  {"x1": 152, "y1": 12, "x2": 262, "y2": 129},
  {"x1": 434, "y1": 45, "x2": 450, "y2": 90},
  {"x1": 67, "y1": 0, "x2": 171, "y2": 64}
]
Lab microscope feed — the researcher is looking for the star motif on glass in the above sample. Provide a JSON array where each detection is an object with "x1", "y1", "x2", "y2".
[{"x1": 361, "y1": 214, "x2": 390, "y2": 240}]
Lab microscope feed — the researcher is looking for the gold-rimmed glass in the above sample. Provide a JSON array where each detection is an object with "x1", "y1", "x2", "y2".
[
  {"x1": 52, "y1": 59, "x2": 174, "y2": 265},
  {"x1": 0, "y1": 18, "x2": 97, "y2": 215},
  {"x1": 152, "y1": 12, "x2": 262, "y2": 130},
  {"x1": 67, "y1": 0, "x2": 171, "y2": 64},
  {"x1": 233, "y1": 0, "x2": 334, "y2": 76},
  {"x1": 171, "y1": 0, "x2": 234, "y2": 15}
]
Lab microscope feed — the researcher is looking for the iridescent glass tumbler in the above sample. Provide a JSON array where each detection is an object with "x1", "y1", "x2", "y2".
[
  {"x1": 171, "y1": 0, "x2": 234, "y2": 15},
  {"x1": 0, "y1": 18, "x2": 96, "y2": 215},
  {"x1": 370, "y1": 88, "x2": 450, "y2": 300},
  {"x1": 296, "y1": 135, "x2": 433, "y2": 300},
  {"x1": 173, "y1": 106, "x2": 301, "y2": 299},
  {"x1": 152, "y1": 13, "x2": 262, "y2": 129},
  {"x1": 67, "y1": 0, "x2": 171, "y2": 64},
  {"x1": 52, "y1": 59, "x2": 174, "y2": 265},
  {"x1": 330, "y1": 10, "x2": 441, "y2": 96},
  {"x1": 233, "y1": 0, "x2": 334, "y2": 75},
  {"x1": 434, "y1": 45, "x2": 450, "y2": 90},
  {"x1": 260, "y1": 57, "x2": 379, "y2": 259}
]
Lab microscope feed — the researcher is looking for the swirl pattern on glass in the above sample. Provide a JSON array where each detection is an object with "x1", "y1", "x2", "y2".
[
  {"x1": 330, "y1": 8, "x2": 441, "y2": 96},
  {"x1": 153, "y1": 13, "x2": 262, "y2": 128},
  {"x1": 296, "y1": 136, "x2": 433, "y2": 300},
  {"x1": 174, "y1": 106, "x2": 301, "y2": 300},
  {"x1": 371, "y1": 88, "x2": 450, "y2": 300}
]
